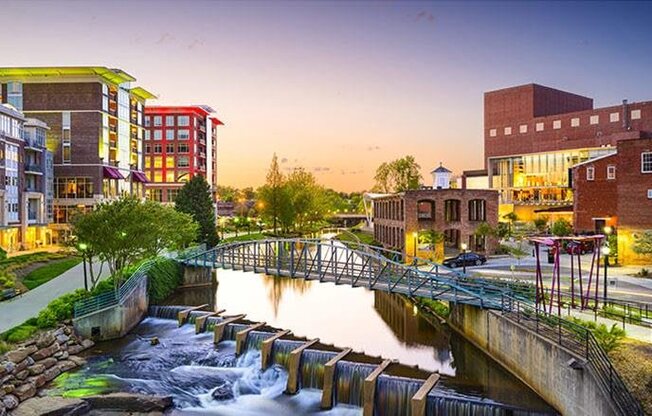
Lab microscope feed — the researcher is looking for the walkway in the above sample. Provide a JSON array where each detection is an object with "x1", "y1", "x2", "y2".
[{"x1": 0, "y1": 261, "x2": 104, "y2": 333}]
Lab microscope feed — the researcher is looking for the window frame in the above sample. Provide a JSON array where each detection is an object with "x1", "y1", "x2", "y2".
[
  {"x1": 586, "y1": 166, "x2": 595, "y2": 181},
  {"x1": 642, "y1": 152, "x2": 652, "y2": 173}
]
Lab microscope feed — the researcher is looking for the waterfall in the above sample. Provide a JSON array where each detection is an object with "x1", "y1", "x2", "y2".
[
  {"x1": 245, "y1": 330, "x2": 273, "y2": 351},
  {"x1": 148, "y1": 305, "x2": 187, "y2": 320},
  {"x1": 223, "y1": 323, "x2": 248, "y2": 341},
  {"x1": 427, "y1": 393, "x2": 554, "y2": 416},
  {"x1": 271, "y1": 339, "x2": 304, "y2": 368},
  {"x1": 374, "y1": 374, "x2": 423, "y2": 416},
  {"x1": 187, "y1": 310, "x2": 211, "y2": 324},
  {"x1": 333, "y1": 361, "x2": 376, "y2": 407},
  {"x1": 300, "y1": 349, "x2": 337, "y2": 389},
  {"x1": 204, "y1": 316, "x2": 222, "y2": 331}
]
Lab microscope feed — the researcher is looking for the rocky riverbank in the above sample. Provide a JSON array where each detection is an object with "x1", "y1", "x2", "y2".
[{"x1": 0, "y1": 324, "x2": 94, "y2": 415}]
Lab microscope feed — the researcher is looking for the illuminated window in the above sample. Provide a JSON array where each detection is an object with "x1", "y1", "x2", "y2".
[
  {"x1": 165, "y1": 116, "x2": 175, "y2": 126},
  {"x1": 607, "y1": 165, "x2": 616, "y2": 180},
  {"x1": 145, "y1": 158, "x2": 151, "y2": 168},
  {"x1": 154, "y1": 171, "x2": 163, "y2": 182},
  {"x1": 178, "y1": 116, "x2": 190, "y2": 126},
  {"x1": 504, "y1": 127, "x2": 512, "y2": 135},
  {"x1": 149, "y1": 189, "x2": 163, "y2": 202},
  {"x1": 166, "y1": 171, "x2": 175, "y2": 182},
  {"x1": 177, "y1": 171, "x2": 190, "y2": 182},
  {"x1": 166, "y1": 157, "x2": 174, "y2": 168},
  {"x1": 154, "y1": 156, "x2": 163, "y2": 168},
  {"x1": 631, "y1": 109, "x2": 641, "y2": 120},
  {"x1": 571, "y1": 118, "x2": 580, "y2": 127},
  {"x1": 590, "y1": 115, "x2": 599, "y2": 125},
  {"x1": 586, "y1": 166, "x2": 595, "y2": 181},
  {"x1": 553, "y1": 120, "x2": 561, "y2": 129},
  {"x1": 178, "y1": 129, "x2": 190, "y2": 140},
  {"x1": 519, "y1": 125, "x2": 527, "y2": 134},
  {"x1": 610, "y1": 112, "x2": 619, "y2": 122},
  {"x1": 165, "y1": 130, "x2": 174, "y2": 140},
  {"x1": 642, "y1": 152, "x2": 652, "y2": 173},
  {"x1": 536, "y1": 122, "x2": 544, "y2": 132},
  {"x1": 489, "y1": 129, "x2": 497, "y2": 137}
]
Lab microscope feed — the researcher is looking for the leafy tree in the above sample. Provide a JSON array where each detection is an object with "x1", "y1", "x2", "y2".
[
  {"x1": 502, "y1": 212, "x2": 518, "y2": 237},
  {"x1": 216, "y1": 185, "x2": 238, "y2": 202},
  {"x1": 175, "y1": 175, "x2": 219, "y2": 247},
  {"x1": 419, "y1": 230, "x2": 445, "y2": 262},
  {"x1": 551, "y1": 218, "x2": 572, "y2": 237},
  {"x1": 474, "y1": 222, "x2": 495, "y2": 238},
  {"x1": 373, "y1": 156, "x2": 422, "y2": 193},
  {"x1": 632, "y1": 230, "x2": 652, "y2": 256},
  {"x1": 70, "y1": 197, "x2": 197, "y2": 288},
  {"x1": 258, "y1": 154, "x2": 285, "y2": 233},
  {"x1": 533, "y1": 216, "x2": 549, "y2": 233}
]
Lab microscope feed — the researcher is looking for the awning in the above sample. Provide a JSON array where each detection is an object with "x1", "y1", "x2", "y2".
[
  {"x1": 130, "y1": 171, "x2": 149, "y2": 183},
  {"x1": 103, "y1": 166, "x2": 125, "y2": 180}
]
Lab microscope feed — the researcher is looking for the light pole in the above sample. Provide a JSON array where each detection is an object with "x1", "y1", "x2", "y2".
[
  {"x1": 78, "y1": 243, "x2": 88, "y2": 291},
  {"x1": 602, "y1": 245, "x2": 610, "y2": 302},
  {"x1": 412, "y1": 231, "x2": 418, "y2": 259},
  {"x1": 461, "y1": 243, "x2": 468, "y2": 274}
]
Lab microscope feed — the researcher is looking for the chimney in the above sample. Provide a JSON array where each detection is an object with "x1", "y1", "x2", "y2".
[{"x1": 622, "y1": 99, "x2": 630, "y2": 130}]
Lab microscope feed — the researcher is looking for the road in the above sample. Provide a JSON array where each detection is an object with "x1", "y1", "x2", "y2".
[{"x1": 0, "y1": 261, "x2": 104, "y2": 333}]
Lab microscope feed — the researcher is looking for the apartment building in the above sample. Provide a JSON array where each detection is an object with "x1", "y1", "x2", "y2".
[
  {"x1": 0, "y1": 67, "x2": 155, "y2": 242},
  {"x1": 143, "y1": 105, "x2": 222, "y2": 203}
]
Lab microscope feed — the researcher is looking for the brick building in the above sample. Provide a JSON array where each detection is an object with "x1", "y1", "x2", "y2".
[
  {"x1": 143, "y1": 106, "x2": 222, "y2": 203},
  {"x1": 572, "y1": 137, "x2": 652, "y2": 264},
  {"x1": 0, "y1": 67, "x2": 155, "y2": 242},
  {"x1": 372, "y1": 166, "x2": 499, "y2": 260},
  {"x1": 484, "y1": 83, "x2": 652, "y2": 221}
]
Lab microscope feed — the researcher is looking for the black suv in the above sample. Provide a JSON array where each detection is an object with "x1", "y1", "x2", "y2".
[{"x1": 442, "y1": 252, "x2": 487, "y2": 268}]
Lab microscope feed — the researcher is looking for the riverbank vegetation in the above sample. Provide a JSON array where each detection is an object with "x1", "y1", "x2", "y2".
[
  {"x1": 175, "y1": 176, "x2": 219, "y2": 247},
  {"x1": 22, "y1": 257, "x2": 83, "y2": 290},
  {"x1": 147, "y1": 258, "x2": 184, "y2": 304},
  {"x1": 0, "y1": 251, "x2": 75, "y2": 292}
]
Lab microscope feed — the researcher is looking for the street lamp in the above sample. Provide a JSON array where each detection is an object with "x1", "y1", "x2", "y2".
[
  {"x1": 78, "y1": 243, "x2": 88, "y2": 291},
  {"x1": 601, "y1": 245, "x2": 610, "y2": 302},
  {"x1": 412, "y1": 231, "x2": 418, "y2": 259},
  {"x1": 461, "y1": 243, "x2": 468, "y2": 274}
]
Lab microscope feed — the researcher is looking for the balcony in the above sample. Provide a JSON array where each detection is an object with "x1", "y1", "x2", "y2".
[
  {"x1": 24, "y1": 164, "x2": 43, "y2": 174},
  {"x1": 24, "y1": 136, "x2": 44, "y2": 151}
]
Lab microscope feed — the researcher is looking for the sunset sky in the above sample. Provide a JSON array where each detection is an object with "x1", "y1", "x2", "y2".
[{"x1": 2, "y1": 0, "x2": 652, "y2": 192}]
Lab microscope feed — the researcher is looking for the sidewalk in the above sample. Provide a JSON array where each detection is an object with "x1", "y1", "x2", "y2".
[
  {"x1": 569, "y1": 309, "x2": 652, "y2": 344},
  {"x1": 0, "y1": 261, "x2": 104, "y2": 333}
]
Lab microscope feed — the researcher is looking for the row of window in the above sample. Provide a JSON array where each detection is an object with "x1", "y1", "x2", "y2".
[
  {"x1": 147, "y1": 188, "x2": 180, "y2": 203},
  {"x1": 415, "y1": 199, "x2": 487, "y2": 222},
  {"x1": 145, "y1": 143, "x2": 190, "y2": 154},
  {"x1": 146, "y1": 170, "x2": 191, "y2": 183},
  {"x1": 586, "y1": 165, "x2": 616, "y2": 181},
  {"x1": 488, "y1": 109, "x2": 642, "y2": 138},
  {"x1": 145, "y1": 115, "x2": 191, "y2": 127},
  {"x1": 145, "y1": 156, "x2": 190, "y2": 168},
  {"x1": 145, "y1": 129, "x2": 191, "y2": 141}
]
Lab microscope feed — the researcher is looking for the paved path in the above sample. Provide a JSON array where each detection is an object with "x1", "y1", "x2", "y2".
[{"x1": 0, "y1": 261, "x2": 104, "y2": 333}]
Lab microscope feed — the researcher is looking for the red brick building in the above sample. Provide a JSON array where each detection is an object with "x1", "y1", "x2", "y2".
[
  {"x1": 143, "y1": 106, "x2": 223, "y2": 203},
  {"x1": 572, "y1": 137, "x2": 652, "y2": 264}
]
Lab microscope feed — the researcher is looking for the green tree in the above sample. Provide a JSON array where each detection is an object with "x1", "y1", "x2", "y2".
[
  {"x1": 551, "y1": 218, "x2": 572, "y2": 237},
  {"x1": 70, "y1": 197, "x2": 197, "y2": 288},
  {"x1": 632, "y1": 230, "x2": 652, "y2": 256},
  {"x1": 373, "y1": 156, "x2": 422, "y2": 193},
  {"x1": 533, "y1": 216, "x2": 549, "y2": 233},
  {"x1": 258, "y1": 154, "x2": 285, "y2": 233},
  {"x1": 502, "y1": 212, "x2": 518, "y2": 237},
  {"x1": 419, "y1": 230, "x2": 445, "y2": 262},
  {"x1": 175, "y1": 175, "x2": 219, "y2": 247}
]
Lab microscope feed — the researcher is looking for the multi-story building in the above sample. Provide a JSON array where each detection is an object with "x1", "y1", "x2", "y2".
[
  {"x1": 484, "y1": 84, "x2": 652, "y2": 221},
  {"x1": 0, "y1": 104, "x2": 53, "y2": 251},
  {"x1": 0, "y1": 67, "x2": 155, "y2": 243},
  {"x1": 572, "y1": 137, "x2": 652, "y2": 264},
  {"x1": 373, "y1": 166, "x2": 499, "y2": 260},
  {"x1": 143, "y1": 106, "x2": 222, "y2": 203}
]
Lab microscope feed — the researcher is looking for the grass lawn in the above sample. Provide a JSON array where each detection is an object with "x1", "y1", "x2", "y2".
[
  {"x1": 335, "y1": 229, "x2": 379, "y2": 247},
  {"x1": 22, "y1": 257, "x2": 82, "y2": 290},
  {"x1": 221, "y1": 233, "x2": 268, "y2": 244}
]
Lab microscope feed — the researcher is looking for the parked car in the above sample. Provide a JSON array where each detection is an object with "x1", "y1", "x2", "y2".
[
  {"x1": 565, "y1": 240, "x2": 594, "y2": 255},
  {"x1": 443, "y1": 252, "x2": 487, "y2": 268}
]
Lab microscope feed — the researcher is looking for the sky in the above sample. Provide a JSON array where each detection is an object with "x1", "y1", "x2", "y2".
[{"x1": 2, "y1": 0, "x2": 652, "y2": 192}]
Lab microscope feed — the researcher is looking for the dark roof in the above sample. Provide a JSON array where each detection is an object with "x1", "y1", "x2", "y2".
[
  {"x1": 462, "y1": 169, "x2": 487, "y2": 177},
  {"x1": 431, "y1": 163, "x2": 451, "y2": 174}
]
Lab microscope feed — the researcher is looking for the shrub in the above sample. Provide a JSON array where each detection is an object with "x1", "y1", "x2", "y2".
[
  {"x1": 147, "y1": 258, "x2": 183, "y2": 304},
  {"x1": 593, "y1": 323, "x2": 626, "y2": 353},
  {"x1": 0, "y1": 247, "x2": 7, "y2": 261},
  {"x1": 419, "y1": 298, "x2": 450, "y2": 318},
  {"x1": 3, "y1": 324, "x2": 39, "y2": 343}
]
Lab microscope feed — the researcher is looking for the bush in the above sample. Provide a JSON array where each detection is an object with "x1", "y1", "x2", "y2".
[
  {"x1": 147, "y1": 258, "x2": 183, "y2": 304},
  {"x1": 418, "y1": 298, "x2": 450, "y2": 318},
  {"x1": 0, "y1": 247, "x2": 7, "y2": 261},
  {"x1": 3, "y1": 324, "x2": 39, "y2": 343},
  {"x1": 593, "y1": 323, "x2": 626, "y2": 353}
]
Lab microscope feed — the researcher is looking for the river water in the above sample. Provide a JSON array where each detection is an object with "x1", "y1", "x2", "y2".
[{"x1": 49, "y1": 268, "x2": 556, "y2": 415}]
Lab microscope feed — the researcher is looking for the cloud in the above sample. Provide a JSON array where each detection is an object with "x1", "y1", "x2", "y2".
[
  {"x1": 415, "y1": 10, "x2": 435, "y2": 24},
  {"x1": 156, "y1": 33, "x2": 174, "y2": 44},
  {"x1": 367, "y1": 145, "x2": 380, "y2": 151},
  {"x1": 187, "y1": 38, "x2": 205, "y2": 50}
]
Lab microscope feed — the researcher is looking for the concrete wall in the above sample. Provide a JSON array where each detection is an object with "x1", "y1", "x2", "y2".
[
  {"x1": 448, "y1": 303, "x2": 617, "y2": 416},
  {"x1": 73, "y1": 276, "x2": 148, "y2": 341},
  {"x1": 182, "y1": 265, "x2": 212, "y2": 287}
]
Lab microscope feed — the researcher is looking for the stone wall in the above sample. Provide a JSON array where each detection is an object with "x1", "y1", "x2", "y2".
[{"x1": 0, "y1": 325, "x2": 94, "y2": 415}]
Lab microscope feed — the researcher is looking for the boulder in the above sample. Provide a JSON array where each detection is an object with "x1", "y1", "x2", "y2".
[
  {"x1": 63, "y1": 326, "x2": 72, "y2": 335},
  {"x1": 11, "y1": 396, "x2": 91, "y2": 416},
  {"x1": 6, "y1": 346, "x2": 37, "y2": 364},
  {"x1": 53, "y1": 351, "x2": 69, "y2": 360},
  {"x1": 0, "y1": 402, "x2": 5, "y2": 416},
  {"x1": 42, "y1": 366, "x2": 61, "y2": 382},
  {"x1": 14, "y1": 382, "x2": 36, "y2": 401},
  {"x1": 28, "y1": 364, "x2": 45, "y2": 376},
  {"x1": 57, "y1": 360, "x2": 78, "y2": 372},
  {"x1": 2, "y1": 383, "x2": 14, "y2": 394},
  {"x1": 80, "y1": 339, "x2": 95, "y2": 350},
  {"x1": 26, "y1": 375, "x2": 46, "y2": 389},
  {"x1": 52, "y1": 327, "x2": 65, "y2": 337},
  {"x1": 82, "y1": 393, "x2": 173, "y2": 412},
  {"x1": 68, "y1": 356, "x2": 86, "y2": 367},
  {"x1": 0, "y1": 363, "x2": 14, "y2": 376},
  {"x1": 66, "y1": 345, "x2": 83, "y2": 355},
  {"x1": 211, "y1": 382, "x2": 234, "y2": 401},
  {"x1": 31, "y1": 342, "x2": 60, "y2": 361},
  {"x1": 14, "y1": 358, "x2": 33, "y2": 373},
  {"x1": 55, "y1": 334, "x2": 70, "y2": 345},
  {"x1": 38, "y1": 358, "x2": 58, "y2": 370},
  {"x1": 35, "y1": 333, "x2": 56, "y2": 349},
  {"x1": 2, "y1": 394, "x2": 18, "y2": 410},
  {"x1": 14, "y1": 370, "x2": 29, "y2": 381}
]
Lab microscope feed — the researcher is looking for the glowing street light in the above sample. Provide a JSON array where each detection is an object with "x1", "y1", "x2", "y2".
[
  {"x1": 461, "y1": 243, "x2": 468, "y2": 274},
  {"x1": 412, "y1": 231, "x2": 418, "y2": 258},
  {"x1": 78, "y1": 242, "x2": 89, "y2": 291}
]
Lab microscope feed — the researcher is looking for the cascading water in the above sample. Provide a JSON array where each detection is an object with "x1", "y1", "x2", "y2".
[
  {"x1": 334, "y1": 361, "x2": 377, "y2": 407},
  {"x1": 245, "y1": 330, "x2": 273, "y2": 351},
  {"x1": 427, "y1": 392, "x2": 553, "y2": 416},
  {"x1": 187, "y1": 310, "x2": 211, "y2": 324},
  {"x1": 223, "y1": 323, "x2": 248, "y2": 341},
  {"x1": 374, "y1": 374, "x2": 423, "y2": 416},
  {"x1": 271, "y1": 339, "x2": 304, "y2": 368},
  {"x1": 204, "y1": 316, "x2": 222, "y2": 331},
  {"x1": 148, "y1": 305, "x2": 187, "y2": 319},
  {"x1": 300, "y1": 349, "x2": 337, "y2": 389}
]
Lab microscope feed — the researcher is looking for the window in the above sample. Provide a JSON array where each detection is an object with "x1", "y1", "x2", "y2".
[
  {"x1": 148, "y1": 189, "x2": 163, "y2": 202},
  {"x1": 144, "y1": 130, "x2": 150, "y2": 140},
  {"x1": 590, "y1": 115, "x2": 599, "y2": 125},
  {"x1": 145, "y1": 158, "x2": 151, "y2": 168},
  {"x1": 165, "y1": 115, "x2": 175, "y2": 126},
  {"x1": 177, "y1": 143, "x2": 189, "y2": 153},
  {"x1": 536, "y1": 122, "x2": 544, "y2": 132},
  {"x1": 607, "y1": 165, "x2": 616, "y2": 180},
  {"x1": 468, "y1": 199, "x2": 486, "y2": 221},
  {"x1": 444, "y1": 199, "x2": 460, "y2": 222},
  {"x1": 6, "y1": 82, "x2": 23, "y2": 111},
  {"x1": 145, "y1": 116, "x2": 151, "y2": 127},
  {"x1": 54, "y1": 177, "x2": 94, "y2": 198},
  {"x1": 166, "y1": 144, "x2": 174, "y2": 154},
  {"x1": 178, "y1": 116, "x2": 190, "y2": 126},
  {"x1": 504, "y1": 127, "x2": 512, "y2": 135},
  {"x1": 167, "y1": 189, "x2": 179, "y2": 202},
  {"x1": 642, "y1": 152, "x2": 652, "y2": 173},
  {"x1": 177, "y1": 156, "x2": 190, "y2": 167},
  {"x1": 648, "y1": 189, "x2": 652, "y2": 199},
  {"x1": 177, "y1": 129, "x2": 190, "y2": 140},
  {"x1": 519, "y1": 124, "x2": 527, "y2": 134},
  {"x1": 154, "y1": 171, "x2": 163, "y2": 182},
  {"x1": 553, "y1": 120, "x2": 561, "y2": 129},
  {"x1": 165, "y1": 130, "x2": 174, "y2": 140},
  {"x1": 489, "y1": 129, "x2": 497, "y2": 137},
  {"x1": 166, "y1": 157, "x2": 174, "y2": 168},
  {"x1": 610, "y1": 112, "x2": 620, "y2": 122},
  {"x1": 631, "y1": 109, "x2": 641, "y2": 120},
  {"x1": 153, "y1": 130, "x2": 162, "y2": 140},
  {"x1": 571, "y1": 118, "x2": 580, "y2": 127},
  {"x1": 154, "y1": 144, "x2": 162, "y2": 154},
  {"x1": 586, "y1": 166, "x2": 595, "y2": 181},
  {"x1": 165, "y1": 171, "x2": 175, "y2": 182},
  {"x1": 153, "y1": 116, "x2": 162, "y2": 126},
  {"x1": 153, "y1": 157, "x2": 162, "y2": 168}
]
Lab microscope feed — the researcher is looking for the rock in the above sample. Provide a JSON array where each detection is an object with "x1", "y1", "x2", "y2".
[
  {"x1": 31, "y1": 342, "x2": 60, "y2": 361},
  {"x1": 0, "y1": 375, "x2": 15, "y2": 386},
  {"x1": 42, "y1": 366, "x2": 61, "y2": 382},
  {"x1": 14, "y1": 358, "x2": 33, "y2": 373},
  {"x1": 28, "y1": 364, "x2": 45, "y2": 376},
  {"x1": 6, "y1": 346, "x2": 37, "y2": 364},
  {"x1": 55, "y1": 334, "x2": 70, "y2": 345},
  {"x1": 0, "y1": 402, "x2": 5, "y2": 416},
  {"x1": 25, "y1": 375, "x2": 46, "y2": 388},
  {"x1": 211, "y1": 382, "x2": 234, "y2": 401},
  {"x1": 53, "y1": 327, "x2": 65, "y2": 337},
  {"x1": 14, "y1": 370, "x2": 29, "y2": 381},
  {"x1": 0, "y1": 362, "x2": 14, "y2": 375},
  {"x1": 35, "y1": 333, "x2": 56, "y2": 349},
  {"x1": 57, "y1": 360, "x2": 78, "y2": 372},
  {"x1": 11, "y1": 396, "x2": 91, "y2": 416},
  {"x1": 38, "y1": 358, "x2": 58, "y2": 370},
  {"x1": 2, "y1": 394, "x2": 18, "y2": 410},
  {"x1": 14, "y1": 382, "x2": 36, "y2": 401},
  {"x1": 53, "y1": 351, "x2": 69, "y2": 360},
  {"x1": 80, "y1": 339, "x2": 95, "y2": 350},
  {"x1": 82, "y1": 393, "x2": 173, "y2": 412},
  {"x1": 68, "y1": 356, "x2": 86, "y2": 367},
  {"x1": 67, "y1": 345, "x2": 83, "y2": 355},
  {"x1": 150, "y1": 337, "x2": 160, "y2": 346},
  {"x1": 2, "y1": 384, "x2": 14, "y2": 394}
]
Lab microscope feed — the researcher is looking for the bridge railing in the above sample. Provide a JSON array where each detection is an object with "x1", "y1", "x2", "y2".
[{"x1": 500, "y1": 295, "x2": 644, "y2": 416}]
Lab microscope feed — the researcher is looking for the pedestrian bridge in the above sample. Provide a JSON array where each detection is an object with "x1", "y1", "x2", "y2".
[{"x1": 181, "y1": 238, "x2": 518, "y2": 309}]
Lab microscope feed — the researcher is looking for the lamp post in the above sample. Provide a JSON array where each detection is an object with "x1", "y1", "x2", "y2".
[
  {"x1": 602, "y1": 245, "x2": 610, "y2": 302},
  {"x1": 78, "y1": 243, "x2": 88, "y2": 291},
  {"x1": 461, "y1": 243, "x2": 468, "y2": 274},
  {"x1": 412, "y1": 231, "x2": 418, "y2": 259}
]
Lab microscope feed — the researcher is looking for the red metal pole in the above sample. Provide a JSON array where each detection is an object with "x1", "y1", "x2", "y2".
[
  {"x1": 570, "y1": 251, "x2": 575, "y2": 309},
  {"x1": 549, "y1": 241, "x2": 558, "y2": 315},
  {"x1": 556, "y1": 243, "x2": 561, "y2": 317},
  {"x1": 595, "y1": 237, "x2": 602, "y2": 310},
  {"x1": 585, "y1": 248, "x2": 596, "y2": 309},
  {"x1": 534, "y1": 242, "x2": 543, "y2": 313},
  {"x1": 577, "y1": 251, "x2": 583, "y2": 310}
]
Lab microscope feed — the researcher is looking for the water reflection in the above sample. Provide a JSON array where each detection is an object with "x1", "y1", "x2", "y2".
[{"x1": 260, "y1": 273, "x2": 311, "y2": 317}]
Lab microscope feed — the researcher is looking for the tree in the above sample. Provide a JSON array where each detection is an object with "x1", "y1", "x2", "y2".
[
  {"x1": 502, "y1": 212, "x2": 518, "y2": 237},
  {"x1": 70, "y1": 197, "x2": 197, "y2": 288},
  {"x1": 551, "y1": 218, "x2": 572, "y2": 237},
  {"x1": 373, "y1": 156, "x2": 422, "y2": 193},
  {"x1": 258, "y1": 154, "x2": 285, "y2": 233},
  {"x1": 419, "y1": 230, "x2": 445, "y2": 262},
  {"x1": 533, "y1": 216, "x2": 549, "y2": 233},
  {"x1": 632, "y1": 230, "x2": 652, "y2": 256},
  {"x1": 175, "y1": 175, "x2": 219, "y2": 247}
]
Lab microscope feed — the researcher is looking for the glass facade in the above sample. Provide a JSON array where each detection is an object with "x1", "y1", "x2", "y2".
[{"x1": 489, "y1": 147, "x2": 616, "y2": 205}]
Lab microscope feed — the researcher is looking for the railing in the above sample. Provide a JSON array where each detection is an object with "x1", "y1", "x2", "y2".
[
  {"x1": 500, "y1": 295, "x2": 644, "y2": 416},
  {"x1": 24, "y1": 163, "x2": 42, "y2": 173},
  {"x1": 73, "y1": 260, "x2": 153, "y2": 318}
]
